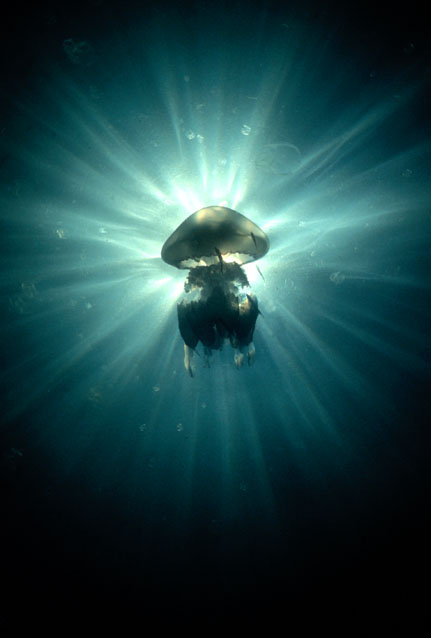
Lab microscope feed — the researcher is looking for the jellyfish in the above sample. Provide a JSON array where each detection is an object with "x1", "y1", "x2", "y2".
[{"x1": 161, "y1": 206, "x2": 270, "y2": 376}]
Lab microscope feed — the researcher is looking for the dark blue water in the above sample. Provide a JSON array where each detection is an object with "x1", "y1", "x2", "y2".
[{"x1": 1, "y1": 0, "x2": 429, "y2": 629}]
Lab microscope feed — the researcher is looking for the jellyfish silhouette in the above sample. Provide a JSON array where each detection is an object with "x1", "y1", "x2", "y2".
[{"x1": 161, "y1": 206, "x2": 270, "y2": 376}]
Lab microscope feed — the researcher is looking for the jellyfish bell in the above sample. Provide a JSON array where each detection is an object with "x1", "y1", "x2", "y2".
[
  {"x1": 161, "y1": 206, "x2": 269, "y2": 376},
  {"x1": 161, "y1": 205, "x2": 269, "y2": 269}
]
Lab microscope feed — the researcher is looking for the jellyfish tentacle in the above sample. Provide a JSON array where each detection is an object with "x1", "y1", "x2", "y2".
[
  {"x1": 234, "y1": 348, "x2": 245, "y2": 369},
  {"x1": 184, "y1": 344, "x2": 195, "y2": 377},
  {"x1": 203, "y1": 346, "x2": 212, "y2": 368},
  {"x1": 247, "y1": 342, "x2": 256, "y2": 366}
]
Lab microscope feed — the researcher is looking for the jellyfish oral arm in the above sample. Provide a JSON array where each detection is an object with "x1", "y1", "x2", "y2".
[{"x1": 184, "y1": 344, "x2": 195, "y2": 377}]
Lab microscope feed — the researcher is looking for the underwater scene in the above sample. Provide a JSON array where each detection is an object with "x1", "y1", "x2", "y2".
[{"x1": 1, "y1": 0, "x2": 429, "y2": 628}]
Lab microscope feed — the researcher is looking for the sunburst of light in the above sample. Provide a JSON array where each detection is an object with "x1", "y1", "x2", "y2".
[{"x1": 1, "y1": 9, "x2": 428, "y2": 510}]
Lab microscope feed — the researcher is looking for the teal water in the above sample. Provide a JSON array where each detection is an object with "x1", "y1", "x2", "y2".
[{"x1": 1, "y1": 0, "x2": 429, "y2": 628}]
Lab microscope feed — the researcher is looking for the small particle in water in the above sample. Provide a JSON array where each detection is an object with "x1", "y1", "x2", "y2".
[
  {"x1": 239, "y1": 481, "x2": 248, "y2": 492},
  {"x1": 88, "y1": 387, "x2": 102, "y2": 403},
  {"x1": 63, "y1": 38, "x2": 95, "y2": 66},
  {"x1": 56, "y1": 228, "x2": 65, "y2": 238},
  {"x1": 138, "y1": 423, "x2": 147, "y2": 432},
  {"x1": 176, "y1": 423, "x2": 183, "y2": 432},
  {"x1": 152, "y1": 385, "x2": 160, "y2": 392},
  {"x1": 185, "y1": 130, "x2": 195, "y2": 140},
  {"x1": 241, "y1": 124, "x2": 251, "y2": 136},
  {"x1": 329, "y1": 271, "x2": 345, "y2": 285},
  {"x1": 403, "y1": 42, "x2": 415, "y2": 55},
  {"x1": 201, "y1": 402, "x2": 207, "y2": 409},
  {"x1": 21, "y1": 282, "x2": 37, "y2": 298}
]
